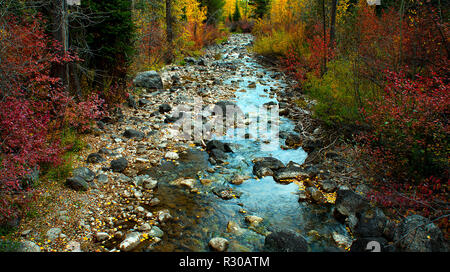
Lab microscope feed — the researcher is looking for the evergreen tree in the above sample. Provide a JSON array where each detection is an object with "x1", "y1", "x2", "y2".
[
  {"x1": 201, "y1": 0, "x2": 226, "y2": 25},
  {"x1": 232, "y1": 0, "x2": 241, "y2": 22},
  {"x1": 81, "y1": 0, "x2": 135, "y2": 91},
  {"x1": 248, "y1": 0, "x2": 269, "y2": 19}
]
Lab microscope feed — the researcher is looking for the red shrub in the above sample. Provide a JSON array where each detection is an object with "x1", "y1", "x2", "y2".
[
  {"x1": 0, "y1": 15, "x2": 104, "y2": 223},
  {"x1": 358, "y1": 70, "x2": 449, "y2": 218}
]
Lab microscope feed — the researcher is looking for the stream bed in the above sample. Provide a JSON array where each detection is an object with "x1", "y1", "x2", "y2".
[{"x1": 143, "y1": 34, "x2": 350, "y2": 252}]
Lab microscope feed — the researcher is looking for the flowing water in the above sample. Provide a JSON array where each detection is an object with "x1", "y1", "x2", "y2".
[{"x1": 143, "y1": 34, "x2": 350, "y2": 252}]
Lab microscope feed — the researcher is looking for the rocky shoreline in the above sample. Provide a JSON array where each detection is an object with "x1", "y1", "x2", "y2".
[{"x1": 13, "y1": 34, "x2": 447, "y2": 252}]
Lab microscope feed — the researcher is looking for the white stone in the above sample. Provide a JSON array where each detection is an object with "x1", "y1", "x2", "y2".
[
  {"x1": 208, "y1": 237, "x2": 229, "y2": 252},
  {"x1": 164, "y1": 151, "x2": 179, "y2": 160}
]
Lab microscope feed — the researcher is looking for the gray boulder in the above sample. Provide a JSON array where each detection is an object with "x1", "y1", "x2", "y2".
[
  {"x1": 66, "y1": 176, "x2": 89, "y2": 191},
  {"x1": 133, "y1": 71, "x2": 163, "y2": 90},
  {"x1": 264, "y1": 230, "x2": 308, "y2": 252},
  {"x1": 354, "y1": 207, "x2": 387, "y2": 238},
  {"x1": 123, "y1": 129, "x2": 145, "y2": 140},
  {"x1": 86, "y1": 153, "x2": 104, "y2": 164},
  {"x1": 394, "y1": 215, "x2": 447, "y2": 252},
  {"x1": 110, "y1": 157, "x2": 128, "y2": 173},
  {"x1": 333, "y1": 188, "x2": 369, "y2": 221},
  {"x1": 252, "y1": 157, "x2": 285, "y2": 178},
  {"x1": 273, "y1": 166, "x2": 307, "y2": 183},
  {"x1": 72, "y1": 167, "x2": 95, "y2": 182}
]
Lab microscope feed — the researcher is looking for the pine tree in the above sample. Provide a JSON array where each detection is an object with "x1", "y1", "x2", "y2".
[
  {"x1": 248, "y1": 0, "x2": 269, "y2": 19},
  {"x1": 201, "y1": 0, "x2": 226, "y2": 25},
  {"x1": 81, "y1": 0, "x2": 135, "y2": 91},
  {"x1": 232, "y1": 0, "x2": 241, "y2": 22}
]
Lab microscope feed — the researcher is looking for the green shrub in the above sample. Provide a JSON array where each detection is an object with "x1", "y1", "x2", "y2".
[{"x1": 304, "y1": 59, "x2": 380, "y2": 126}]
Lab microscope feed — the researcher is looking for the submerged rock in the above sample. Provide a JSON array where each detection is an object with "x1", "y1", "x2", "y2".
[
  {"x1": 264, "y1": 230, "x2": 308, "y2": 252},
  {"x1": 209, "y1": 237, "x2": 229, "y2": 252}
]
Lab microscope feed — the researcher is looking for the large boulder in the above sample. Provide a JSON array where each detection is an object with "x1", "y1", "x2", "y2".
[
  {"x1": 252, "y1": 157, "x2": 285, "y2": 178},
  {"x1": 264, "y1": 230, "x2": 308, "y2": 252},
  {"x1": 206, "y1": 140, "x2": 233, "y2": 153},
  {"x1": 66, "y1": 176, "x2": 89, "y2": 191},
  {"x1": 273, "y1": 166, "x2": 308, "y2": 183},
  {"x1": 353, "y1": 207, "x2": 387, "y2": 238},
  {"x1": 72, "y1": 167, "x2": 95, "y2": 182},
  {"x1": 133, "y1": 71, "x2": 163, "y2": 90},
  {"x1": 333, "y1": 188, "x2": 369, "y2": 221},
  {"x1": 393, "y1": 215, "x2": 447, "y2": 252}
]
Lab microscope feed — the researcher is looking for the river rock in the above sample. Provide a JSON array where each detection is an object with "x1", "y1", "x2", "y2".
[
  {"x1": 285, "y1": 133, "x2": 302, "y2": 148},
  {"x1": 332, "y1": 232, "x2": 353, "y2": 249},
  {"x1": 333, "y1": 188, "x2": 369, "y2": 221},
  {"x1": 305, "y1": 186, "x2": 326, "y2": 203},
  {"x1": 230, "y1": 174, "x2": 250, "y2": 185},
  {"x1": 170, "y1": 178, "x2": 196, "y2": 189},
  {"x1": 245, "y1": 215, "x2": 263, "y2": 226},
  {"x1": 208, "y1": 237, "x2": 229, "y2": 252},
  {"x1": 212, "y1": 101, "x2": 239, "y2": 118},
  {"x1": 209, "y1": 148, "x2": 228, "y2": 163},
  {"x1": 227, "y1": 221, "x2": 244, "y2": 235},
  {"x1": 72, "y1": 167, "x2": 95, "y2": 182},
  {"x1": 353, "y1": 207, "x2": 387, "y2": 238},
  {"x1": 159, "y1": 103, "x2": 172, "y2": 114},
  {"x1": 46, "y1": 227, "x2": 62, "y2": 241},
  {"x1": 157, "y1": 209, "x2": 173, "y2": 223},
  {"x1": 95, "y1": 232, "x2": 110, "y2": 242},
  {"x1": 148, "y1": 226, "x2": 164, "y2": 238},
  {"x1": 206, "y1": 140, "x2": 233, "y2": 153},
  {"x1": 165, "y1": 151, "x2": 179, "y2": 160},
  {"x1": 110, "y1": 157, "x2": 128, "y2": 173},
  {"x1": 65, "y1": 241, "x2": 82, "y2": 252},
  {"x1": 273, "y1": 166, "x2": 307, "y2": 183},
  {"x1": 123, "y1": 129, "x2": 145, "y2": 140},
  {"x1": 252, "y1": 157, "x2": 285, "y2": 178},
  {"x1": 133, "y1": 71, "x2": 163, "y2": 90},
  {"x1": 119, "y1": 232, "x2": 145, "y2": 252},
  {"x1": 86, "y1": 153, "x2": 104, "y2": 164},
  {"x1": 17, "y1": 240, "x2": 41, "y2": 252},
  {"x1": 264, "y1": 230, "x2": 308, "y2": 252},
  {"x1": 320, "y1": 179, "x2": 338, "y2": 193},
  {"x1": 66, "y1": 176, "x2": 89, "y2": 191},
  {"x1": 393, "y1": 215, "x2": 447, "y2": 252}
]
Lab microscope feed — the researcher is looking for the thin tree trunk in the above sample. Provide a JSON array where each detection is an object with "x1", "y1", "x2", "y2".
[
  {"x1": 321, "y1": 0, "x2": 327, "y2": 76},
  {"x1": 165, "y1": 0, "x2": 174, "y2": 63},
  {"x1": 330, "y1": 0, "x2": 337, "y2": 49},
  {"x1": 50, "y1": 0, "x2": 69, "y2": 91}
]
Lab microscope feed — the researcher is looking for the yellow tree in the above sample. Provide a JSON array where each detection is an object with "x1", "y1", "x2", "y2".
[{"x1": 175, "y1": 0, "x2": 207, "y2": 49}]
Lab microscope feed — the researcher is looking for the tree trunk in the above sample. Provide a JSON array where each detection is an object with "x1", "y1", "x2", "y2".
[
  {"x1": 165, "y1": 0, "x2": 174, "y2": 64},
  {"x1": 50, "y1": 0, "x2": 69, "y2": 90},
  {"x1": 330, "y1": 0, "x2": 337, "y2": 49},
  {"x1": 321, "y1": 0, "x2": 327, "y2": 76}
]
